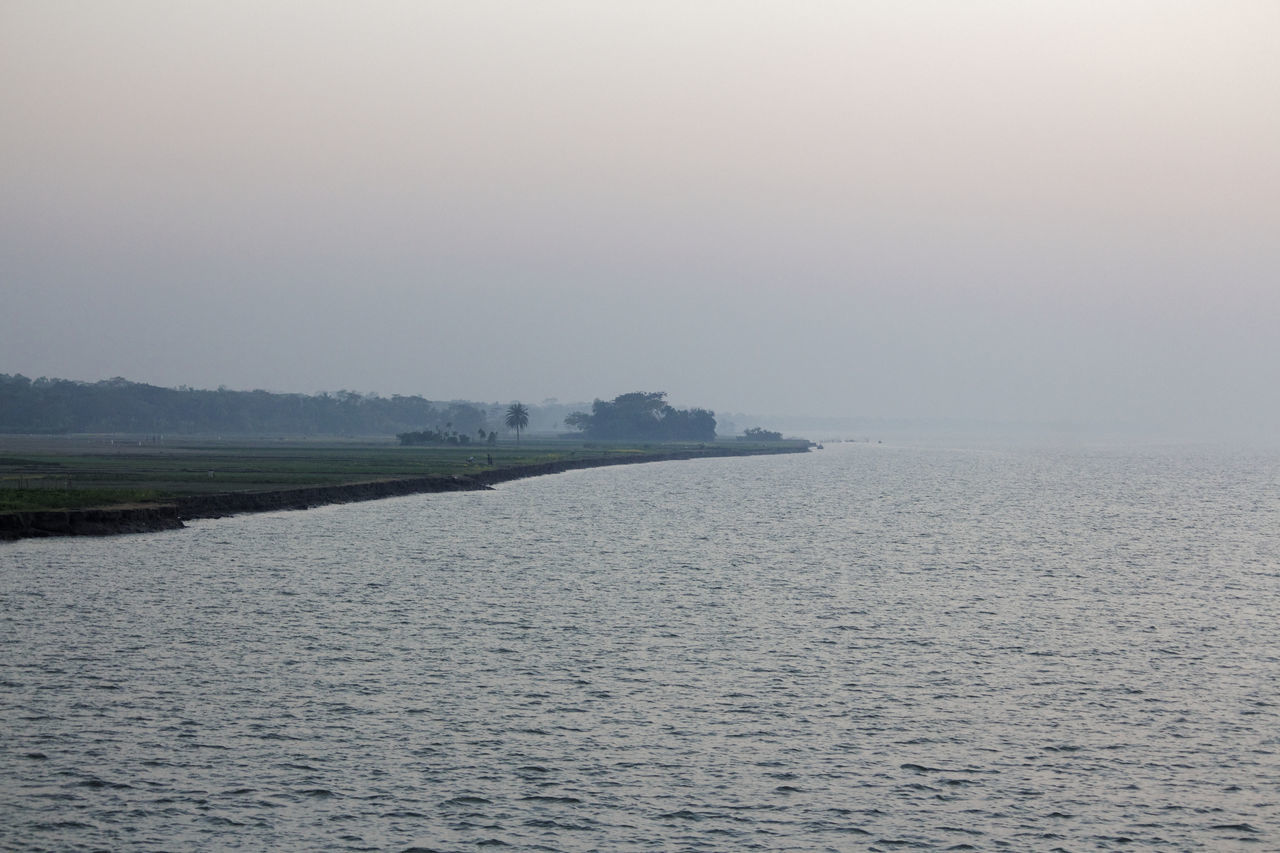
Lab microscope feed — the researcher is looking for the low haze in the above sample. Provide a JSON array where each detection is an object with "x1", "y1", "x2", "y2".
[{"x1": 3, "y1": 1, "x2": 1277, "y2": 434}]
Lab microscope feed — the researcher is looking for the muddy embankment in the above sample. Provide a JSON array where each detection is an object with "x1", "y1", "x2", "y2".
[{"x1": 0, "y1": 446, "x2": 807, "y2": 541}]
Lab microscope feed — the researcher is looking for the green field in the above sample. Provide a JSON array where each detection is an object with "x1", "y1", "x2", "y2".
[{"x1": 0, "y1": 435, "x2": 808, "y2": 513}]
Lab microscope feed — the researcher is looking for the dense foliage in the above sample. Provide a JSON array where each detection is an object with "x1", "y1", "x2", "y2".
[
  {"x1": 397, "y1": 428, "x2": 496, "y2": 446},
  {"x1": 0, "y1": 374, "x2": 491, "y2": 436},
  {"x1": 740, "y1": 427, "x2": 783, "y2": 441},
  {"x1": 564, "y1": 392, "x2": 716, "y2": 441}
]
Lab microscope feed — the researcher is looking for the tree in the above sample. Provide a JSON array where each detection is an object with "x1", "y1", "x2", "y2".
[
  {"x1": 741, "y1": 426, "x2": 783, "y2": 441},
  {"x1": 504, "y1": 402, "x2": 530, "y2": 445},
  {"x1": 564, "y1": 392, "x2": 716, "y2": 441}
]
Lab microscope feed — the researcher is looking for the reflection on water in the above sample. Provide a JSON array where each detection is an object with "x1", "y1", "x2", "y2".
[{"x1": 2, "y1": 441, "x2": 1279, "y2": 850}]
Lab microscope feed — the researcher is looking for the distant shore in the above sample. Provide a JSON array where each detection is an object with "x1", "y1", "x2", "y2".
[{"x1": 0, "y1": 444, "x2": 807, "y2": 541}]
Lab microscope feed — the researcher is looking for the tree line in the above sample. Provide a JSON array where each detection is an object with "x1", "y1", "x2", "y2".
[
  {"x1": 0, "y1": 374, "x2": 491, "y2": 436},
  {"x1": 0, "y1": 376, "x2": 785, "y2": 443}
]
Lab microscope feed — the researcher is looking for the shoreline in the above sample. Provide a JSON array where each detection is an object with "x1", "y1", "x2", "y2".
[{"x1": 0, "y1": 445, "x2": 806, "y2": 541}]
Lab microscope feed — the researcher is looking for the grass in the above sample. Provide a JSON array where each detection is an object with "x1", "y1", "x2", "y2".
[
  {"x1": 0, "y1": 488, "x2": 176, "y2": 513},
  {"x1": 0, "y1": 434, "x2": 807, "y2": 513}
]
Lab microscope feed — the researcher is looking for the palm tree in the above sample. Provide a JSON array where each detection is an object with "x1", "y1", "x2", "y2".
[{"x1": 504, "y1": 402, "x2": 530, "y2": 445}]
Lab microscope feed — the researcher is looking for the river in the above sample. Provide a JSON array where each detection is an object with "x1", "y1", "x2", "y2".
[{"x1": 3, "y1": 439, "x2": 1278, "y2": 850}]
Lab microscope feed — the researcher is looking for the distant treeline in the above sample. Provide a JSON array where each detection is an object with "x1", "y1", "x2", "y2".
[
  {"x1": 565, "y1": 392, "x2": 717, "y2": 442},
  {"x1": 0, "y1": 374, "x2": 493, "y2": 436}
]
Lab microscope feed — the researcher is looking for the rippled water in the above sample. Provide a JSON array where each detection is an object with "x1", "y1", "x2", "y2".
[{"x1": 3, "y1": 440, "x2": 1280, "y2": 851}]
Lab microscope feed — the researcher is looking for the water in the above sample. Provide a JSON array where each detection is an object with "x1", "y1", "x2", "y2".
[{"x1": 3, "y1": 440, "x2": 1279, "y2": 851}]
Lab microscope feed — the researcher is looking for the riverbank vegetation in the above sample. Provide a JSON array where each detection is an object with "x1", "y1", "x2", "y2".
[{"x1": 0, "y1": 377, "x2": 805, "y2": 519}]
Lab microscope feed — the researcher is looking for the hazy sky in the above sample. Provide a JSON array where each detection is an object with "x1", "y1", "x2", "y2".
[{"x1": 3, "y1": 1, "x2": 1277, "y2": 431}]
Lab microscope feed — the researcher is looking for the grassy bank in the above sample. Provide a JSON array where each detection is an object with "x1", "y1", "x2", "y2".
[{"x1": 0, "y1": 435, "x2": 809, "y2": 514}]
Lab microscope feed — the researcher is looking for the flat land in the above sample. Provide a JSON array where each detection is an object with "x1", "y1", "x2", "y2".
[{"x1": 0, "y1": 435, "x2": 808, "y2": 514}]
